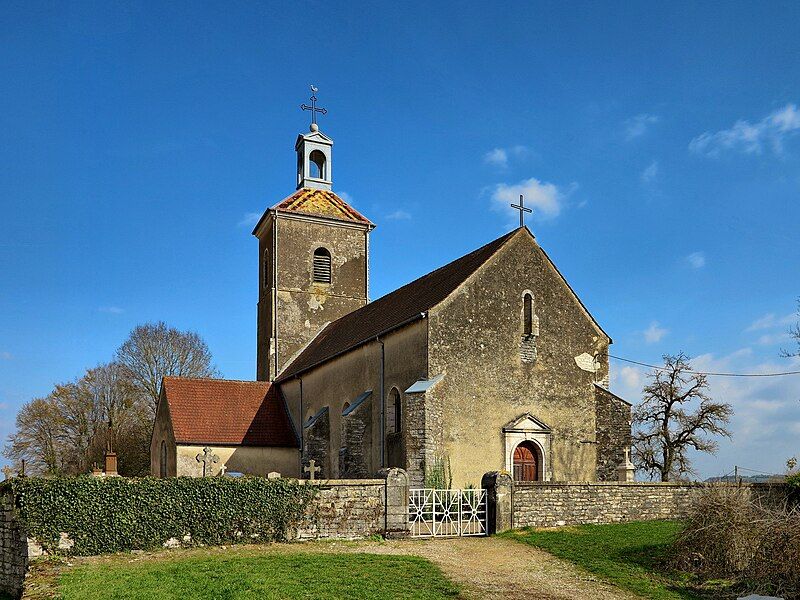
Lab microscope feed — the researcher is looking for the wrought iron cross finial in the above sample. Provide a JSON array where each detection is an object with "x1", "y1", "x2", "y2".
[
  {"x1": 511, "y1": 194, "x2": 533, "y2": 228},
  {"x1": 301, "y1": 85, "x2": 327, "y2": 127}
]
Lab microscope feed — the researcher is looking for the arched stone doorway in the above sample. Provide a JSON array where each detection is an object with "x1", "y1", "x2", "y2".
[{"x1": 513, "y1": 441, "x2": 541, "y2": 482}]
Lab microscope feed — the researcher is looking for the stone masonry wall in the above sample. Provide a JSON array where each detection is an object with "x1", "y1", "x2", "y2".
[
  {"x1": 339, "y1": 396, "x2": 372, "y2": 479},
  {"x1": 512, "y1": 482, "x2": 789, "y2": 528},
  {"x1": 1, "y1": 493, "x2": 30, "y2": 600},
  {"x1": 297, "y1": 479, "x2": 385, "y2": 540}
]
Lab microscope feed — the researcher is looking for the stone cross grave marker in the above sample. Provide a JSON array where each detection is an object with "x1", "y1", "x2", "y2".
[
  {"x1": 195, "y1": 447, "x2": 220, "y2": 477},
  {"x1": 218, "y1": 463, "x2": 227, "y2": 476},
  {"x1": 2, "y1": 465, "x2": 14, "y2": 480},
  {"x1": 303, "y1": 459, "x2": 321, "y2": 481}
]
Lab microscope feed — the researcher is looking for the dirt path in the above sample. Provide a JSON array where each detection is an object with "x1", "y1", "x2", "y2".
[
  {"x1": 24, "y1": 537, "x2": 637, "y2": 600},
  {"x1": 330, "y1": 536, "x2": 638, "y2": 600}
]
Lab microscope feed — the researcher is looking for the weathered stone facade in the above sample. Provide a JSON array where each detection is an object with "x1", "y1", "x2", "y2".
[
  {"x1": 594, "y1": 385, "x2": 633, "y2": 482},
  {"x1": 255, "y1": 212, "x2": 372, "y2": 382},
  {"x1": 426, "y1": 231, "x2": 611, "y2": 486},
  {"x1": 511, "y1": 482, "x2": 790, "y2": 528},
  {"x1": 278, "y1": 228, "x2": 624, "y2": 486}
]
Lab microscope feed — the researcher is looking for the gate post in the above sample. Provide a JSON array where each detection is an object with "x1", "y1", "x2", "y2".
[
  {"x1": 378, "y1": 467, "x2": 410, "y2": 538},
  {"x1": 482, "y1": 471, "x2": 513, "y2": 534}
]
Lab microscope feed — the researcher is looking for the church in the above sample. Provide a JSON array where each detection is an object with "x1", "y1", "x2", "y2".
[{"x1": 150, "y1": 104, "x2": 632, "y2": 487}]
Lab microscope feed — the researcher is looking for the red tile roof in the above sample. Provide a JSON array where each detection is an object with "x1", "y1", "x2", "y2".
[
  {"x1": 273, "y1": 188, "x2": 373, "y2": 224},
  {"x1": 162, "y1": 377, "x2": 298, "y2": 447},
  {"x1": 278, "y1": 228, "x2": 521, "y2": 380}
]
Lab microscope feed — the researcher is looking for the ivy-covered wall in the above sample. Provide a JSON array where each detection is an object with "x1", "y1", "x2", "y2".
[{"x1": 5, "y1": 477, "x2": 317, "y2": 557}]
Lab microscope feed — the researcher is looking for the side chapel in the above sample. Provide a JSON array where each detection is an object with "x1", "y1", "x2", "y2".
[{"x1": 151, "y1": 102, "x2": 632, "y2": 487}]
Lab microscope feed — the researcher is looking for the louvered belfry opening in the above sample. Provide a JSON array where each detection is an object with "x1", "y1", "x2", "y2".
[{"x1": 313, "y1": 247, "x2": 332, "y2": 284}]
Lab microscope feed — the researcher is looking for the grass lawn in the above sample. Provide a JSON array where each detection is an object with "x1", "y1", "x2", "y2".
[
  {"x1": 502, "y1": 520, "x2": 717, "y2": 600},
  {"x1": 57, "y1": 550, "x2": 461, "y2": 600}
]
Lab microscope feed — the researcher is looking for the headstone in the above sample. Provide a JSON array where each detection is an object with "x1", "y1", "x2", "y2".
[
  {"x1": 2, "y1": 465, "x2": 14, "y2": 480},
  {"x1": 737, "y1": 595, "x2": 784, "y2": 600},
  {"x1": 303, "y1": 459, "x2": 321, "y2": 481},
  {"x1": 267, "y1": 471, "x2": 281, "y2": 480},
  {"x1": 195, "y1": 447, "x2": 220, "y2": 477},
  {"x1": 218, "y1": 463, "x2": 227, "y2": 476}
]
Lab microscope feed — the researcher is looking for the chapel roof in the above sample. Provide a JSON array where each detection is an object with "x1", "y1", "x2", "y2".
[
  {"x1": 252, "y1": 188, "x2": 373, "y2": 235},
  {"x1": 161, "y1": 377, "x2": 299, "y2": 447},
  {"x1": 278, "y1": 228, "x2": 520, "y2": 380}
]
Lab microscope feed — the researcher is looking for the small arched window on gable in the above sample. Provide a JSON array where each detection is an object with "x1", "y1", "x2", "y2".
[
  {"x1": 523, "y1": 293, "x2": 534, "y2": 336},
  {"x1": 309, "y1": 150, "x2": 326, "y2": 180},
  {"x1": 313, "y1": 247, "x2": 332, "y2": 284},
  {"x1": 159, "y1": 440, "x2": 167, "y2": 478}
]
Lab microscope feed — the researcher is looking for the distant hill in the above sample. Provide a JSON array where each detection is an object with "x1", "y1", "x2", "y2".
[{"x1": 705, "y1": 474, "x2": 785, "y2": 483}]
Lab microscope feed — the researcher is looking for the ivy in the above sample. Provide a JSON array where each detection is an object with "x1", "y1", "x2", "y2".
[{"x1": 5, "y1": 476, "x2": 317, "y2": 556}]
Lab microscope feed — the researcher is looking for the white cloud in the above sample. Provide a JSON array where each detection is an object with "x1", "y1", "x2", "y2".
[
  {"x1": 337, "y1": 191, "x2": 354, "y2": 204},
  {"x1": 690, "y1": 103, "x2": 800, "y2": 157},
  {"x1": 614, "y1": 365, "x2": 646, "y2": 400},
  {"x1": 484, "y1": 148, "x2": 508, "y2": 168},
  {"x1": 0, "y1": 352, "x2": 12, "y2": 361},
  {"x1": 483, "y1": 145, "x2": 528, "y2": 169},
  {"x1": 490, "y1": 177, "x2": 567, "y2": 222},
  {"x1": 624, "y1": 113, "x2": 660, "y2": 140},
  {"x1": 98, "y1": 306, "x2": 125, "y2": 315},
  {"x1": 641, "y1": 160, "x2": 659, "y2": 183},
  {"x1": 238, "y1": 212, "x2": 261, "y2": 227},
  {"x1": 686, "y1": 252, "x2": 706, "y2": 269},
  {"x1": 757, "y1": 332, "x2": 792, "y2": 346},
  {"x1": 746, "y1": 312, "x2": 796, "y2": 332},
  {"x1": 386, "y1": 209, "x2": 411, "y2": 221},
  {"x1": 643, "y1": 321, "x2": 668, "y2": 343}
]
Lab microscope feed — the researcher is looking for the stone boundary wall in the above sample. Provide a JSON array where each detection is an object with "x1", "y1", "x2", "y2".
[
  {"x1": 0, "y1": 469, "x2": 410, "y2": 600},
  {"x1": 297, "y1": 478, "x2": 385, "y2": 540},
  {"x1": 511, "y1": 481, "x2": 790, "y2": 529}
]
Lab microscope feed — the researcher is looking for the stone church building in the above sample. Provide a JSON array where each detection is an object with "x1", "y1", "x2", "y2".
[{"x1": 151, "y1": 117, "x2": 632, "y2": 487}]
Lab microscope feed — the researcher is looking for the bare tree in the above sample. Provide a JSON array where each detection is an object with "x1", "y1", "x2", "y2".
[
  {"x1": 632, "y1": 353, "x2": 733, "y2": 481},
  {"x1": 115, "y1": 321, "x2": 217, "y2": 412},
  {"x1": 4, "y1": 396, "x2": 64, "y2": 475}
]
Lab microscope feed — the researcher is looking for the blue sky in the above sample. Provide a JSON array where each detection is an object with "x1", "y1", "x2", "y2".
[{"x1": 1, "y1": 2, "x2": 799, "y2": 479}]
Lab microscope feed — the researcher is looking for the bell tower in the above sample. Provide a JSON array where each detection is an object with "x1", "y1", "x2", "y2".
[{"x1": 252, "y1": 88, "x2": 375, "y2": 381}]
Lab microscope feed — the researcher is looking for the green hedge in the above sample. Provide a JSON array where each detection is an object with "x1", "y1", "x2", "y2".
[{"x1": 5, "y1": 476, "x2": 317, "y2": 556}]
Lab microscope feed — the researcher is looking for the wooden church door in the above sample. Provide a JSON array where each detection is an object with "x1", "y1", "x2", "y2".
[{"x1": 513, "y1": 441, "x2": 539, "y2": 481}]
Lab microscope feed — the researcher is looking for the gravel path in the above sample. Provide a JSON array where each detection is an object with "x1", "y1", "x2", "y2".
[{"x1": 331, "y1": 536, "x2": 638, "y2": 600}]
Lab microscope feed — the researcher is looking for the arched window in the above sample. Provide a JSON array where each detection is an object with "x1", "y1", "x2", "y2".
[
  {"x1": 523, "y1": 293, "x2": 533, "y2": 336},
  {"x1": 342, "y1": 401, "x2": 350, "y2": 414},
  {"x1": 313, "y1": 247, "x2": 332, "y2": 284},
  {"x1": 309, "y1": 150, "x2": 326, "y2": 179},
  {"x1": 159, "y1": 440, "x2": 167, "y2": 478},
  {"x1": 513, "y1": 441, "x2": 541, "y2": 482},
  {"x1": 386, "y1": 388, "x2": 401, "y2": 434}
]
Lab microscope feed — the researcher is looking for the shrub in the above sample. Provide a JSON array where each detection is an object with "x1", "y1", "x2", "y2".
[
  {"x1": 673, "y1": 484, "x2": 799, "y2": 598},
  {"x1": 5, "y1": 476, "x2": 317, "y2": 556}
]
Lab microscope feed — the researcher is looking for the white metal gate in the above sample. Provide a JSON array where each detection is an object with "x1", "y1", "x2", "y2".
[{"x1": 408, "y1": 488, "x2": 487, "y2": 537}]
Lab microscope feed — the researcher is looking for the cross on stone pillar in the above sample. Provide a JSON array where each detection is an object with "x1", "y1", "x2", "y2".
[
  {"x1": 303, "y1": 459, "x2": 321, "y2": 481},
  {"x1": 510, "y1": 194, "x2": 533, "y2": 228},
  {"x1": 218, "y1": 463, "x2": 227, "y2": 477},
  {"x1": 2, "y1": 466, "x2": 14, "y2": 480},
  {"x1": 195, "y1": 447, "x2": 220, "y2": 477}
]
